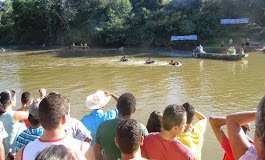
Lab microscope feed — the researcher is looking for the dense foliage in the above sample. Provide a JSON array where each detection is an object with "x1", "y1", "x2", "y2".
[{"x1": 0, "y1": 0, "x2": 264, "y2": 47}]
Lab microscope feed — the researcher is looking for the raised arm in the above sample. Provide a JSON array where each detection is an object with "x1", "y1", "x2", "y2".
[
  {"x1": 226, "y1": 111, "x2": 256, "y2": 160},
  {"x1": 13, "y1": 111, "x2": 29, "y2": 123},
  {"x1": 195, "y1": 111, "x2": 206, "y2": 120},
  {"x1": 209, "y1": 116, "x2": 226, "y2": 144}
]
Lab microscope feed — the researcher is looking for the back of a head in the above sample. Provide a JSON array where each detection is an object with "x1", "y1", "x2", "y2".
[
  {"x1": 35, "y1": 145, "x2": 71, "y2": 160},
  {"x1": 182, "y1": 102, "x2": 195, "y2": 124},
  {"x1": 0, "y1": 90, "x2": 16, "y2": 115},
  {"x1": 146, "y1": 111, "x2": 162, "y2": 133},
  {"x1": 116, "y1": 119, "x2": 141, "y2": 155},
  {"x1": 117, "y1": 93, "x2": 136, "y2": 117},
  {"x1": 21, "y1": 91, "x2": 33, "y2": 105},
  {"x1": 38, "y1": 93, "x2": 69, "y2": 130},
  {"x1": 162, "y1": 104, "x2": 186, "y2": 131},
  {"x1": 28, "y1": 100, "x2": 41, "y2": 127},
  {"x1": 256, "y1": 96, "x2": 265, "y2": 143}
]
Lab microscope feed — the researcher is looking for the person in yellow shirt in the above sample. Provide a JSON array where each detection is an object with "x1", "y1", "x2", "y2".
[{"x1": 178, "y1": 102, "x2": 207, "y2": 160}]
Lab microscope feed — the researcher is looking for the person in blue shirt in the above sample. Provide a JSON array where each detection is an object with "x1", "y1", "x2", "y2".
[{"x1": 81, "y1": 90, "x2": 119, "y2": 146}]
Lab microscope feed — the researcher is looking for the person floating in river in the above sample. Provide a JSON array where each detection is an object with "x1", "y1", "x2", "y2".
[
  {"x1": 145, "y1": 57, "x2": 154, "y2": 64},
  {"x1": 169, "y1": 60, "x2": 180, "y2": 65},
  {"x1": 120, "y1": 56, "x2": 127, "y2": 61}
]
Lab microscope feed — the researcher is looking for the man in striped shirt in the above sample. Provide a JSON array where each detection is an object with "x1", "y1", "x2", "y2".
[{"x1": 15, "y1": 101, "x2": 43, "y2": 152}]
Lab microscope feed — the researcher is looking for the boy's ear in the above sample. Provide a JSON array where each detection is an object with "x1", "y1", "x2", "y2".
[
  {"x1": 115, "y1": 137, "x2": 119, "y2": 148},
  {"x1": 140, "y1": 136, "x2": 144, "y2": 147}
]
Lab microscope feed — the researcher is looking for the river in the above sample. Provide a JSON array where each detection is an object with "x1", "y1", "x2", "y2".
[{"x1": 0, "y1": 47, "x2": 264, "y2": 159}]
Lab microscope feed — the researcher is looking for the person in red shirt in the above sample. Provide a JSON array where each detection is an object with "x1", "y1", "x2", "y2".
[
  {"x1": 141, "y1": 104, "x2": 194, "y2": 160},
  {"x1": 17, "y1": 91, "x2": 33, "y2": 127},
  {"x1": 209, "y1": 116, "x2": 253, "y2": 160}
]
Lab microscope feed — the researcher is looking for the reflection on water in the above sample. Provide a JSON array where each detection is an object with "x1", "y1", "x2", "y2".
[{"x1": 1, "y1": 48, "x2": 265, "y2": 160}]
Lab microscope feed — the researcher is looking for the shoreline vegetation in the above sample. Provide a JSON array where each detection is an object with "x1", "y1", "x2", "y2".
[{"x1": 0, "y1": 0, "x2": 264, "y2": 50}]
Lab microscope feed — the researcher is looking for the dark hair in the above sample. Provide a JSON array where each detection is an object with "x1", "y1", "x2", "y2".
[
  {"x1": 116, "y1": 119, "x2": 141, "y2": 154},
  {"x1": 0, "y1": 90, "x2": 16, "y2": 115},
  {"x1": 146, "y1": 111, "x2": 162, "y2": 133},
  {"x1": 35, "y1": 145, "x2": 71, "y2": 160},
  {"x1": 117, "y1": 93, "x2": 136, "y2": 116},
  {"x1": 21, "y1": 91, "x2": 33, "y2": 105},
  {"x1": 162, "y1": 104, "x2": 186, "y2": 131},
  {"x1": 182, "y1": 102, "x2": 195, "y2": 124},
  {"x1": 256, "y1": 96, "x2": 265, "y2": 143},
  {"x1": 38, "y1": 93, "x2": 69, "y2": 130}
]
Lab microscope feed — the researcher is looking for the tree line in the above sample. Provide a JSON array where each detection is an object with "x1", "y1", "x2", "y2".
[{"x1": 0, "y1": 0, "x2": 264, "y2": 47}]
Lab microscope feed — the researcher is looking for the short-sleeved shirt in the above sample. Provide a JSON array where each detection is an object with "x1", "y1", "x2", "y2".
[
  {"x1": 22, "y1": 137, "x2": 90, "y2": 160},
  {"x1": 141, "y1": 133, "x2": 194, "y2": 160},
  {"x1": 0, "y1": 121, "x2": 8, "y2": 139},
  {"x1": 221, "y1": 135, "x2": 254, "y2": 160},
  {"x1": 65, "y1": 117, "x2": 91, "y2": 141},
  {"x1": 238, "y1": 145, "x2": 258, "y2": 160},
  {"x1": 81, "y1": 109, "x2": 118, "y2": 146},
  {"x1": 0, "y1": 110, "x2": 26, "y2": 155},
  {"x1": 15, "y1": 126, "x2": 43, "y2": 153},
  {"x1": 95, "y1": 118, "x2": 148, "y2": 160},
  {"x1": 178, "y1": 119, "x2": 207, "y2": 160}
]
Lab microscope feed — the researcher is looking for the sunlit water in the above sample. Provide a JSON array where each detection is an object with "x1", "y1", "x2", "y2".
[{"x1": 1, "y1": 48, "x2": 264, "y2": 159}]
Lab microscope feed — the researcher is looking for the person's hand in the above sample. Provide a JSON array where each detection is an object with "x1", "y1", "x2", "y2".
[
  {"x1": 104, "y1": 91, "x2": 112, "y2": 97},
  {"x1": 6, "y1": 149, "x2": 15, "y2": 160},
  {"x1": 39, "y1": 88, "x2": 46, "y2": 98}
]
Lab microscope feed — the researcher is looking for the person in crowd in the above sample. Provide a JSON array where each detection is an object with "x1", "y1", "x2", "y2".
[
  {"x1": 0, "y1": 121, "x2": 8, "y2": 160},
  {"x1": 115, "y1": 119, "x2": 145, "y2": 160},
  {"x1": 246, "y1": 37, "x2": 250, "y2": 48},
  {"x1": 146, "y1": 111, "x2": 162, "y2": 133},
  {"x1": 15, "y1": 93, "x2": 95, "y2": 160},
  {"x1": 15, "y1": 101, "x2": 43, "y2": 152},
  {"x1": 226, "y1": 96, "x2": 265, "y2": 160},
  {"x1": 178, "y1": 102, "x2": 207, "y2": 160},
  {"x1": 196, "y1": 44, "x2": 206, "y2": 54},
  {"x1": 242, "y1": 38, "x2": 245, "y2": 47},
  {"x1": 209, "y1": 116, "x2": 253, "y2": 160},
  {"x1": 17, "y1": 91, "x2": 33, "y2": 127},
  {"x1": 81, "y1": 91, "x2": 119, "y2": 146},
  {"x1": 37, "y1": 88, "x2": 46, "y2": 101},
  {"x1": 141, "y1": 104, "x2": 194, "y2": 160},
  {"x1": 94, "y1": 93, "x2": 148, "y2": 160},
  {"x1": 0, "y1": 90, "x2": 28, "y2": 156},
  {"x1": 48, "y1": 92, "x2": 92, "y2": 144},
  {"x1": 221, "y1": 40, "x2": 224, "y2": 50},
  {"x1": 229, "y1": 38, "x2": 233, "y2": 47},
  {"x1": 72, "y1": 42, "x2": 76, "y2": 47}
]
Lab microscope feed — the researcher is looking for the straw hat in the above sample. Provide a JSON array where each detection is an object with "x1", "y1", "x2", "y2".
[{"x1": 86, "y1": 91, "x2": 111, "y2": 109}]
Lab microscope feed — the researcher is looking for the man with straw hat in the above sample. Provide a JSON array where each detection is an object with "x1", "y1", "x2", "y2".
[{"x1": 81, "y1": 90, "x2": 119, "y2": 146}]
